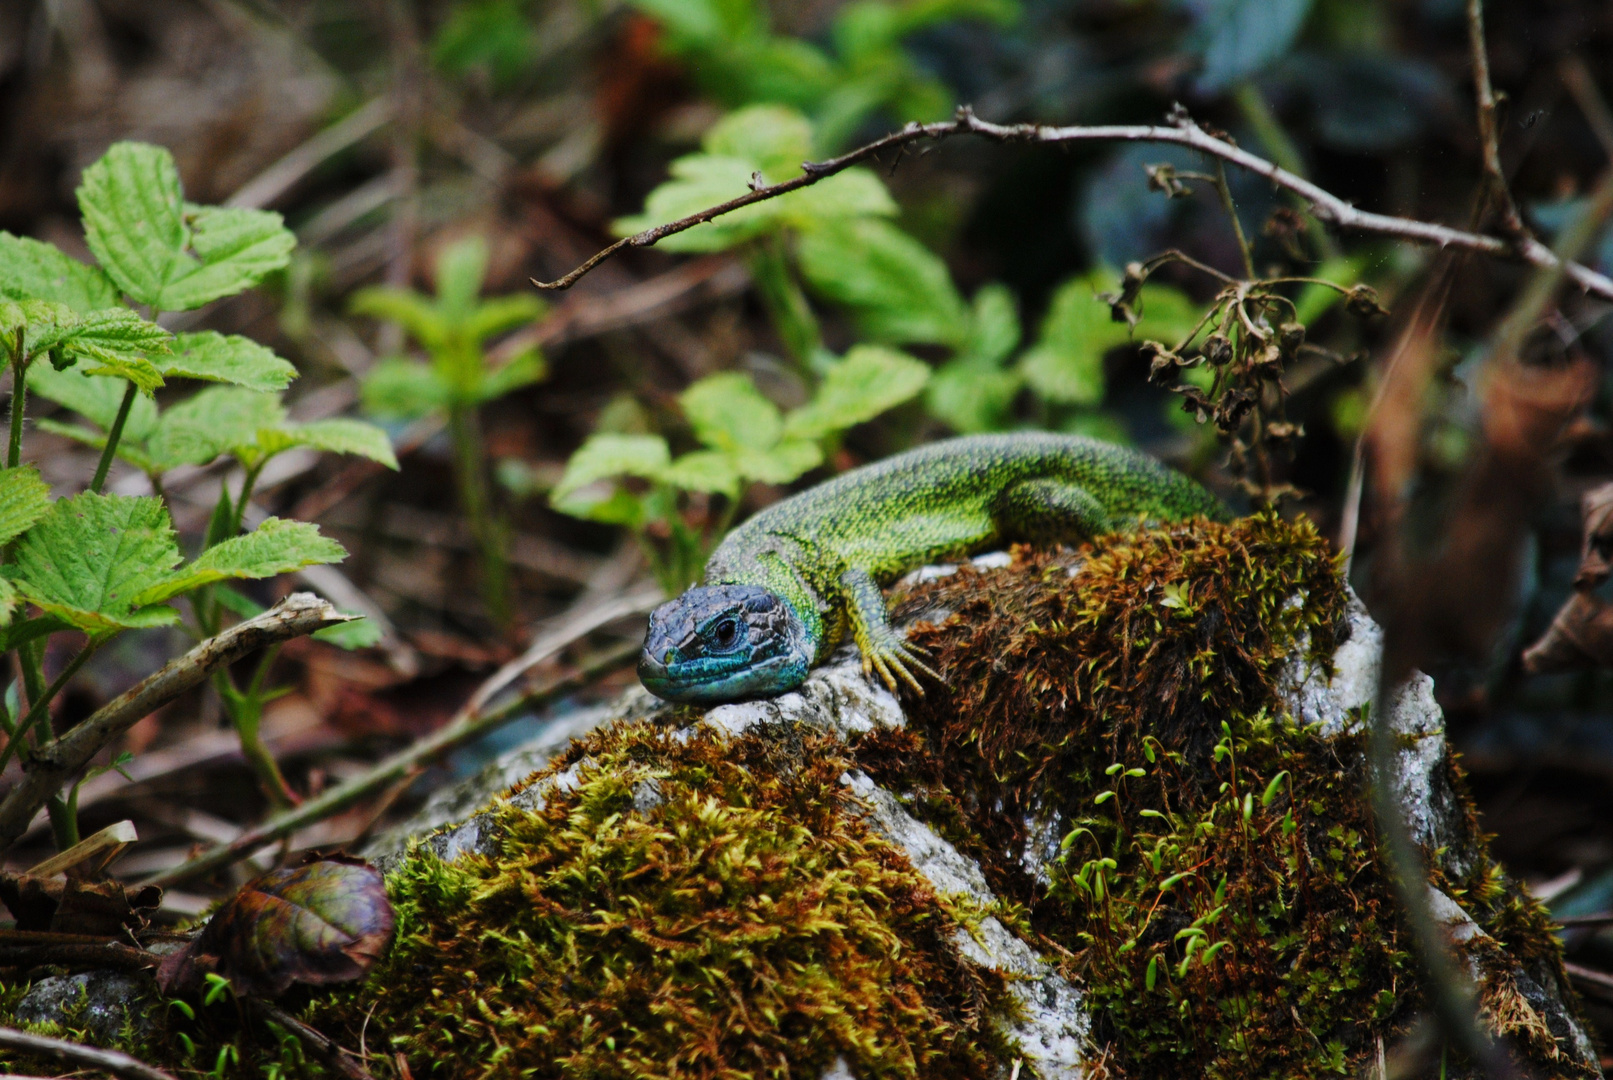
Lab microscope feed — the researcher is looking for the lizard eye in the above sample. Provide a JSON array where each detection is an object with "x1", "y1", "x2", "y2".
[{"x1": 711, "y1": 618, "x2": 740, "y2": 649}]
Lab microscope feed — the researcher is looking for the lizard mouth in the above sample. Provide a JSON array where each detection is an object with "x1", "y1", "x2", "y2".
[{"x1": 639, "y1": 585, "x2": 812, "y2": 704}]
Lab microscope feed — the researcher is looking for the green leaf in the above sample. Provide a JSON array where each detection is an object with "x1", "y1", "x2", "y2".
[
  {"x1": 147, "y1": 387, "x2": 286, "y2": 469},
  {"x1": 258, "y1": 418, "x2": 399, "y2": 470},
  {"x1": 133, "y1": 518, "x2": 346, "y2": 606},
  {"x1": 1018, "y1": 273, "x2": 1131, "y2": 405},
  {"x1": 28, "y1": 364, "x2": 159, "y2": 441},
  {"x1": 0, "y1": 466, "x2": 51, "y2": 546},
  {"x1": 164, "y1": 332, "x2": 297, "y2": 391},
  {"x1": 784, "y1": 345, "x2": 929, "y2": 440},
  {"x1": 348, "y1": 288, "x2": 448, "y2": 353},
  {"x1": 614, "y1": 155, "x2": 779, "y2": 253},
  {"x1": 744, "y1": 438, "x2": 822, "y2": 484},
  {"x1": 34, "y1": 419, "x2": 162, "y2": 474},
  {"x1": 796, "y1": 218, "x2": 968, "y2": 346},
  {"x1": 960, "y1": 283, "x2": 1021, "y2": 367},
  {"x1": 361, "y1": 358, "x2": 450, "y2": 420},
  {"x1": 552, "y1": 486, "x2": 648, "y2": 527},
  {"x1": 661, "y1": 450, "x2": 741, "y2": 498},
  {"x1": 7, "y1": 492, "x2": 183, "y2": 634},
  {"x1": 926, "y1": 359, "x2": 1021, "y2": 433},
  {"x1": 680, "y1": 372, "x2": 782, "y2": 453},
  {"x1": 465, "y1": 295, "x2": 546, "y2": 345},
  {"x1": 476, "y1": 350, "x2": 546, "y2": 403},
  {"x1": 631, "y1": 0, "x2": 759, "y2": 47},
  {"x1": 77, "y1": 143, "x2": 295, "y2": 311},
  {"x1": 434, "y1": 236, "x2": 490, "y2": 318},
  {"x1": 550, "y1": 433, "x2": 671, "y2": 504},
  {"x1": 703, "y1": 105, "x2": 814, "y2": 179},
  {"x1": 313, "y1": 615, "x2": 383, "y2": 650},
  {"x1": 0, "y1": 577, "x2": 19, "y2": 629},
  {"x1": 160, "y1": 205, "x2": 295, "y2": 311},
  {"x1": 0, "y1": 233, "x2": 119, "y2": 312}
]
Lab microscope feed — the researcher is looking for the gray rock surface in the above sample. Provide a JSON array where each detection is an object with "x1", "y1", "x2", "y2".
[{"x1": 14, "y1": 970, "x2": 157, "y2": 1045}]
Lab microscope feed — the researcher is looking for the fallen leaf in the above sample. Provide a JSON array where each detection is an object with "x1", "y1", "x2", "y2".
[{"x1": 156, "y1": 856, "x2": 393, "y2": 998}]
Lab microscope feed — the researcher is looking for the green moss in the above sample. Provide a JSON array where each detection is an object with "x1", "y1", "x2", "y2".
[
  {"x1": 856, "y1": 512, "x2": 1593, "y2": 1079},
  {"x1": 307, "y1": 720, "x2": 1013, "y2": 1079}
]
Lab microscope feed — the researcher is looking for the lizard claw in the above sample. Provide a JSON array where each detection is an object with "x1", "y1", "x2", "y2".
[{"x1": 862, "y1": 636, "x2": 941, "y2": 695}]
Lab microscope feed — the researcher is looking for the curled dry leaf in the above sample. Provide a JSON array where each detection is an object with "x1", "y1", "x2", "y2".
[
  {"x1": 0, "y1": 874, "x2": 161, "y2": 938},
  {"x1": 157, "y1": 856, "x2": 394, "y2": 998}
]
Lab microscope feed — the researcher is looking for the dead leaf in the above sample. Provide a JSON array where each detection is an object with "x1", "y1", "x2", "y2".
[{"x1": 156, "y1": 856, "x2": 393, "y2": 998}]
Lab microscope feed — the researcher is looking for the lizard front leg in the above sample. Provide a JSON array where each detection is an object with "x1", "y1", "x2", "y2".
[{"x1": 837, "y1": 567, "x2": 939, "y2": 694}]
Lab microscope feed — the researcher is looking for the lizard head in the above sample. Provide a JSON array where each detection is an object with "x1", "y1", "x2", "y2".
[{"x1": 638, "y1": 584, "x2": 813, "y2": 704}]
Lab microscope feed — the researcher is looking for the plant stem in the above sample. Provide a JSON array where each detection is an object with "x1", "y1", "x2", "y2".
[
  {"x1": 0, "y1": 640, "x2": 100, "y2": 777},
  {"x1": 215, "y1": 644, "x2": 298, "y2": 808},
  {"x1": 89, "y1": 382, "x2": 139, "y2": 494},
  {"x1": 7, "y1": 335, "x2": 27, "y2": 470},
  {"x1": 447, "y1": 401, "x2": 511, "y2": 631},
  {"x1": 1212, "y1": 160, "x2": 1257, "y2": 280},
  {"x1": 748, "y1": 240, "x2": 822, "y2": 372},
  {"x1": 45, "y1": 794, "x2": 78, "y2": 850},
  {"x1": 230, "y1": 461, "x2": 265, "y2": 537}
]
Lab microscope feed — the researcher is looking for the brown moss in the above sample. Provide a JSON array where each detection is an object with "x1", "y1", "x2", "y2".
[
  {"x1": 306, "y1": 719, "x2": 1014, "y2": 1079},
  {"x1": 855, "y1": 512, "x2": 1593, "y2": 1079}
]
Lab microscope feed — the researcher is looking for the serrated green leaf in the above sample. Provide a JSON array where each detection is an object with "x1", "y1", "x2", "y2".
[
  {"x1": 165, "y1": 331, "x2": 297, "y2": 391},
  {"x1": 157, "y1": 205, "x2": 294, "y2": 311},
  {"x1": 133, "y1": 518, "x2": 346, "y2": 606},
  {"x1": 796, "y1": 218, "x2": 968, "y2": 346},
  {"x1": 77, "y1": 143, "x2": 188, "y2": 309},
  {"x1": 58, "y1": 308, "x2": 172, "y2": 393},
  {"x1": 361, "y1": 358, "x2": 450, "y2": 420},
  {"x1": 783, "y1": 345, "x2": 929, "y2": 440},
  {"x1": 776, "y1": 170, "x2": 896, "y2": 226},
  {"x1": 28, "y1": 364, "x2": 159, "y2": 441},
  {"x1": 743, "y1": 438, "x2": 822, "y2": 484},
  {"x1": 0, "y1": 299, "x2": 80, "y2": 356},
  {"x1": 551, "y1": 433, "x2": 671, "y2": 503},
  {"x1": 680, "y1": 372, "x2": 782, "y2": 454},
  {"x1": 661, "y1": 450, "x2": 740, "y2": 498},
  {"x1": 349, "y1": 288, "x2": 448, "y2": 352},
  {"x1": 7, "y1": 492, "x2": 182, "y2": 634},
  {"x1": 258, "y1": 418, "x2": 399, "y2": 470},
  {"x1": 0, "y1": 576, "x2": 18, "y2": 629},
  {"x1": 76, "y1": 143, "x2": 293, "y2": 311},
  {"x1": 147, "y1": 387, "x2": 286, "y2": 469},
  {"x1": 614, "y1": 155, "x2": 779, "y2": 253},
  {"x1": 0, "y1": 466, "x2": 51, "y2": 546},
  {"x1": 1018, "y1": 273, "x2": 1130, "y2": 405},
  {"x1": 0, "y1": 232, "x2": 119, "y2": 312}
]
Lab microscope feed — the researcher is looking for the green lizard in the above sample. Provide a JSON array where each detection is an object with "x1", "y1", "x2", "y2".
[{"x1": 638, "y1": 432, "x2": 1228, "y2": 704}]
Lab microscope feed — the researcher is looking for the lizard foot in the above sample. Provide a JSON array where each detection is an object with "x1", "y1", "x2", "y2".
[{"x1": 861, "y1": 636, "x2": 941, "y2": 695}]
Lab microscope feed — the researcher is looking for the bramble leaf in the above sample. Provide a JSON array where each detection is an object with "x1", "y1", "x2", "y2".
[
  {"x1": 164, "y1": 332, "x2": 297, "y2": 391},
  {"x1": 33, "y1": 419, "x2": 162, "y2": 475},
  {"x1": 348, "y1": 288, "x2": 448, "y2": 353},
  {"x1": 257, "y1": 419, "x2": 399, "y2": 470},
  {"x1": 0, "y1": 233, "x2": 119, "y2": 312},
  {"x1": 133, "y1": 518, "x2": 347, "y2": 606},
  {"x1": 796, "y1": 217, "x2": 968, "y2": 346},
  {"x1": 744, "y1": 438, "x2": 822, "y2": 484},
  {"x1": 551, "y1": 433, "x2": 671, "y2": 504},
  {"x1": 476, "y1": 350, "x2": 546, "y2": 403},
  {"x1": 681, "y1": 372, "x2": 782, "y2": 454},
  {"x1": 783, "y1": 345, "x2": 929, "y2": 440},
  {"x1": 77, "y1": 143, "x2": 293, "y2": 311},
  {"x1": 312, "y1": 614, "x2": 383, "y2": 650},
  {"x1": 7, "y1": 493, "x2": 182, "y2": 634},
  {"x1": 661, "y1": 450, "x2": 741, "y2": 498},
  {"x1": 0, "y1": 467, "x2": 51, "y2": 547},
  {"x1": 147, "y1": 387, "x2": 287, "y2": 469}
]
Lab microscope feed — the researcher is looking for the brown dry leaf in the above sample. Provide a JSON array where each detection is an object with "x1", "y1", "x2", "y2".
[
  {"x1": 0, "y1": 874, "x2": 161, "y2": 938},
  {"x1": 1573, "y1": 482, "x2": 1613, "y2": 590}
]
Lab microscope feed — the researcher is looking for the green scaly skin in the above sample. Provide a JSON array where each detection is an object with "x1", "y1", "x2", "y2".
[{"x1": 638, "y1": 432, "x2": 1229, "y2": 704}]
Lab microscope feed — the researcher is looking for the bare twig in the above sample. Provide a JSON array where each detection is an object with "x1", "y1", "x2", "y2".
[
  {"x1": 1465, "y1": 0, "x2": 1527, "y2": 236},
  {"x1": 532, "y1": 106, "x2": 1613, "y2": 301},
  {"x1": 0, "y1": 595, "x2": 353, "y2": 854},
  {"x1": 0, "y1": 1026, "x2": 177, "y2": 1080},
  {"x1": 139, "y1": 639, "x2": 637, "y2": 889},
  {"x1": 0, "y1": 941, "x2": 158, "y2": 971}
]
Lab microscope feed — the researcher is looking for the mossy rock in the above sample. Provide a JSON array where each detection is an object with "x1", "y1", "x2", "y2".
[{"x1": 3, "y1": 515, "x2": 1598, "y2": 1079}]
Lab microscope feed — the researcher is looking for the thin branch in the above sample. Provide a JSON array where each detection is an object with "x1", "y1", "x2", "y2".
[
  {"x1": 532, "y1": 106, "x2": 1613, "y2": 301},
  {"x1": 0, "y1": 594, "x2": 354, "y2": 854},
  {"x1": 0, "y1": 1026, "x2": 177, "y2": 1080},
  {"x1": 139, "y1": 639, "x2": 637, "y2": 890},
  {"x1": 1465, "y1": 0, "x2": 1527, "y2": 236},
  {"x1": 0, "y1": 941, "x2": 159, "y2": 971}
]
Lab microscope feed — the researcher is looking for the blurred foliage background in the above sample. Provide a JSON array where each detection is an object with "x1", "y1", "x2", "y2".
[{"x1": 6, "y1": 0, "x2": 1613, "y2": 1046}]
